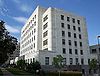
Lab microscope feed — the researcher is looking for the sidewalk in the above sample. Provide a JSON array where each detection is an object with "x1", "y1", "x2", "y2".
[{"x1": 0, "y1": 68, "x2": 14, "y2": 76}]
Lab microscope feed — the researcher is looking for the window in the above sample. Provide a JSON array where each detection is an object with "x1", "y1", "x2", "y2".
[
  {"x1": 30, "y1": 39, "x2": 31, "y2": 43},
  {"x1": 81, "y1": 58, "x2": 84, "y2": 65},
  {"x1": 69, "y1": 58, "x2": 73, "y2": 65},
  {"x1": 34, "y1": 43, "x2": 35, "y2": 48},
  {"x1": 69, "y1": 49, "x2": 72, "y2": 54},
  {"x1": 34, "y1": 21, "x2": 36, "y2": 26},
  {"x1": 45, "y1": 57, "x2": 49, "y2": 65},
  {"x1": 43, "y1": 31, "x2": 48, "y2": 37},
  {"x1": 72, "y1": 18, "x2": 75, "y2": 23},
  {"x1": 32, "y1": 31, "x2": 33, "y2": 35},
  {"x1": 74, "y1": 41, "x2": 77, "y2": 47},
  {"x1": 88, "y1": 59, "x2": 90, "y2": 64},
  {"x1": 67, "y1": 17, "x2": 70, "y2": 22},
  {"x1": 63, "y1": 48, "x2": 66, "y2": 54},
  {"x1": 79, "y1": 34, "x2": 82, "y2": 39},
  {"x1": 30, "y1": 58, "x2": 32, "y2": 63},
  {"x1": 43, "y1": 39, "x2": 48, "y2": 46},
  {"x1": 78, "y1": 27, "x2": 81, "y2": 32},
  {"x1": 80, "y1": 42, "x2": 82, "y2": 47},
  {"x1": 32, "y1": 37, "x2": 33, "y2": 42},
  {"x1": 62, "y1": 31, "x2": 65, "y2": 37},
  {"x1": 75, "y1": 58, "x2": 79, "y2": 65},
  {"x1": 34, "y1": 29, "x2": 36, "y2": 33},
  {"x1": 30, "y1": 32, "x2": 31, "y2": 36},
  {"x1": 61, "y1": 23, "x2": 64, "y2": 28},
  {"x1": 74, "y1": 33, "x2": 77, "y2": 38},
  {"x1": 80, "y1": 50, "x2": 83, "y2": 55},
  {"x1": 62, "y1": 58, "x2": 66, "y2": 65},
  {"x1": 61, "y1": 15, "x2": 64, "y2": 20},
  {"x1": 91, "y1": 49, "x2": 97, "y2": 53},
  {"x1": 35, "y1": 15, "x2": 36, "y2": 18},
  {"x1": 43, "y1": 22, "x2": 48, "y2": 30},
  {"x1": 77, "y1": 20, "x2": 80, "y2": 25},
  {"x1": 68, "y1": 32, "x2": 71, "y2": 37},
  {"x1": 67, "y1": 24, "x2": 70, "y2": 29},
  {"x1": 75, "y1": 49, "x2": 78, "y2": 55},
  {"x1": 34, "y1": 36, "x2": 35, "y2": 40},
  {"x1": 73, "y1": 26, "x2": 76, "y2": 31},
  {"x1": 62, "y1": 39, "x2": 65, "y2": 45},
  {"x1": 43, "y1": 15, "x2": 48, "y2": 22},
  {"x1": 68, "y1": 40, "x2": 71, "y2": 46}
]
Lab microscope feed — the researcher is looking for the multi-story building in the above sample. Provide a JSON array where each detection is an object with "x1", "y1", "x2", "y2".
[{"x1": 20, "y1": 6, "x2": 90, "y2": 74}]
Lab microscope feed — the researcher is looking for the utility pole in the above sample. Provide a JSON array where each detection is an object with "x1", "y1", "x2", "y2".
[{"x1": 97, "y1": 36, "x2": 100, "y2": 76}]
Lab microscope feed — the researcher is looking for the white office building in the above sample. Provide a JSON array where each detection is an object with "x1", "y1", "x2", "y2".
[{"x1": 20, "y1": 6, "x2": 90, "y2": 73}]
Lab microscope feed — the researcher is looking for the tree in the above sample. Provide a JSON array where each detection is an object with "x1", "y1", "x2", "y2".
[
  {"x1": 17, "y1": 60, "x2": 26, "y2": 70},
  {"x1": 89, "y1": 58, "x2": 98, "y2": 76},
  {"x1": 0, "y1": 20, "x2": 18, "y2": 65},
  {"x1": 52, "y1": 55, "x2": 64, "y2": 76}
]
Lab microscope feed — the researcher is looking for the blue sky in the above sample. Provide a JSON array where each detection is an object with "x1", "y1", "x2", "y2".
[{"x1": 0, "y1": 0, "x2": 100, "y2": 45}]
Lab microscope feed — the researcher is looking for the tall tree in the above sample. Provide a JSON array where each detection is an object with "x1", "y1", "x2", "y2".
[
  {"x1": 0, "y1": 20, "x2": 18, "y2": 65},
  {"x1": 52, "y1": 55, "x2": 64, "y2": 76},
  {"x1": 89, "y1": 58, "x2": 98, "y2": 76}
]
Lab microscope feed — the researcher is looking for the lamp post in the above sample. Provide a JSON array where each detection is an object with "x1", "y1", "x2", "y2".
[{"x1": 97, "y1": 36, "x2": 100, "y2": 76}]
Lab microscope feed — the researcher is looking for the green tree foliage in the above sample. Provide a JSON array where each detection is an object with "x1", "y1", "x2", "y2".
[
  {"x1": 0, "y1": 20, "x2": 17, "y2": 65},
  {"x1": 89, "y1": 58, "x2": 97, "y2": 70},
  {"x1": 89, "y1": 58, "x2": 98, "y2": 75},
  {"x1": 26, "y1": 61, "x2": 41, "y2": 73},
  {"x1": 52, "y1": 55, "x2": 64, "y2": 76},
  {"x1": 17, "y1": 60, "x2": 26, "y2": 70},
  {"x1": 52, "y1": 55, "x2": 64, "y2": 68}
]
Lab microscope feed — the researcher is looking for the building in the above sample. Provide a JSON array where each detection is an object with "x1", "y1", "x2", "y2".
[
  {"x1": 20, "y1": 6, "x2": 90, "y2": 74},
  {"x1": 89, "y1": 45, "x2": 100, "y2": 60},
  {"x1": 89, "y1": 45, "x2": 100, "y2": 75}
]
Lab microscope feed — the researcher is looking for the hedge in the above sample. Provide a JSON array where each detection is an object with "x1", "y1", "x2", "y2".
[{"x1": 46, "y1": 71, "x2": 82, "y2": 76}]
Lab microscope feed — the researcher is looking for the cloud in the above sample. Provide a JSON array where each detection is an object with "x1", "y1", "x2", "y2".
[
  {"x1": 0, "y1": 0, "x2": 9, "y2": 16},
  {"x1": 20, "y1": 4, "x2": 33, "y2": 13},
  {"x1": 13, "y1": 16, "x2": 28, "y2": 24},
  {"x1": 5, "y1": 24, "x2": 20, "y2": 33},
  {"x1": 12, "y1": 0, "x2": 33, "y2": 13}
]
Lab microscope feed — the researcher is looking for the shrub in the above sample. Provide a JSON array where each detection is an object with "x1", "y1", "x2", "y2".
[{"x1": 45, "y1": 71, "x2": 82, "y2": 76}]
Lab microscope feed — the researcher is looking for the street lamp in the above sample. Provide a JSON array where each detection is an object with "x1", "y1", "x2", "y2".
[{"x1": 97, "y1": 36, "x2": 100, "y2": 76}]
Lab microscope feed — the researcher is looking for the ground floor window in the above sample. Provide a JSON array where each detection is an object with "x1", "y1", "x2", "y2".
[{"x1": 45, "y1": 57, "x2": 49, "y2": 65}]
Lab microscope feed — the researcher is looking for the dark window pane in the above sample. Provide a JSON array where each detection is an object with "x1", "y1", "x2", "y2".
[
  {"x1": 61, "y1": 15, "x2": 64, "y2": 20},
  {"x1": 67, "y1": 17, "x2": 70, "y2": 22},
  {"x1": 72, "y1": 18, "x2": 75, "y2": 23}
]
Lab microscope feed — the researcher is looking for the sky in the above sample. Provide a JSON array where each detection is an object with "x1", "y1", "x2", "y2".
[{"x1": 0, "y1": 0, "x2": 100, "y2": 45}]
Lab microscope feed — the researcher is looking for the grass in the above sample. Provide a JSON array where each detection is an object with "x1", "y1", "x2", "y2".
[
  {"x1": 0, "y1": 68, "x2": 3, "y2": 75},
  {"x1": 6, "y1": 68, "x2": 34, "y2": 76}
]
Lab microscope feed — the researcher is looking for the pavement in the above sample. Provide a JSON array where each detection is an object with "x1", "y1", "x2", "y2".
[{"x1": 0, "y1": 68, "x2": 14, "y2": 76}]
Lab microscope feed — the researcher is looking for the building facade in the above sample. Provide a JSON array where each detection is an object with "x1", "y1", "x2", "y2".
[
  {"x1": 89, "y1": 45, "x2": 100, "y2": 60},
  {"x1": 89, "y1": 45, "x2": 100, "y2": 75},
  {"x1": 20, "y1": 6, "x2": 90, "y2": 74}
]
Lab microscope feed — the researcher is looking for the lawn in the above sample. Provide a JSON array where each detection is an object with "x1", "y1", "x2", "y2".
[
  {"x1": 6, "y1": 68, "x2": 34, "y2": 76},
  {"x1": 0, "y1": 68, "x2": 3, "y2": 75}
]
